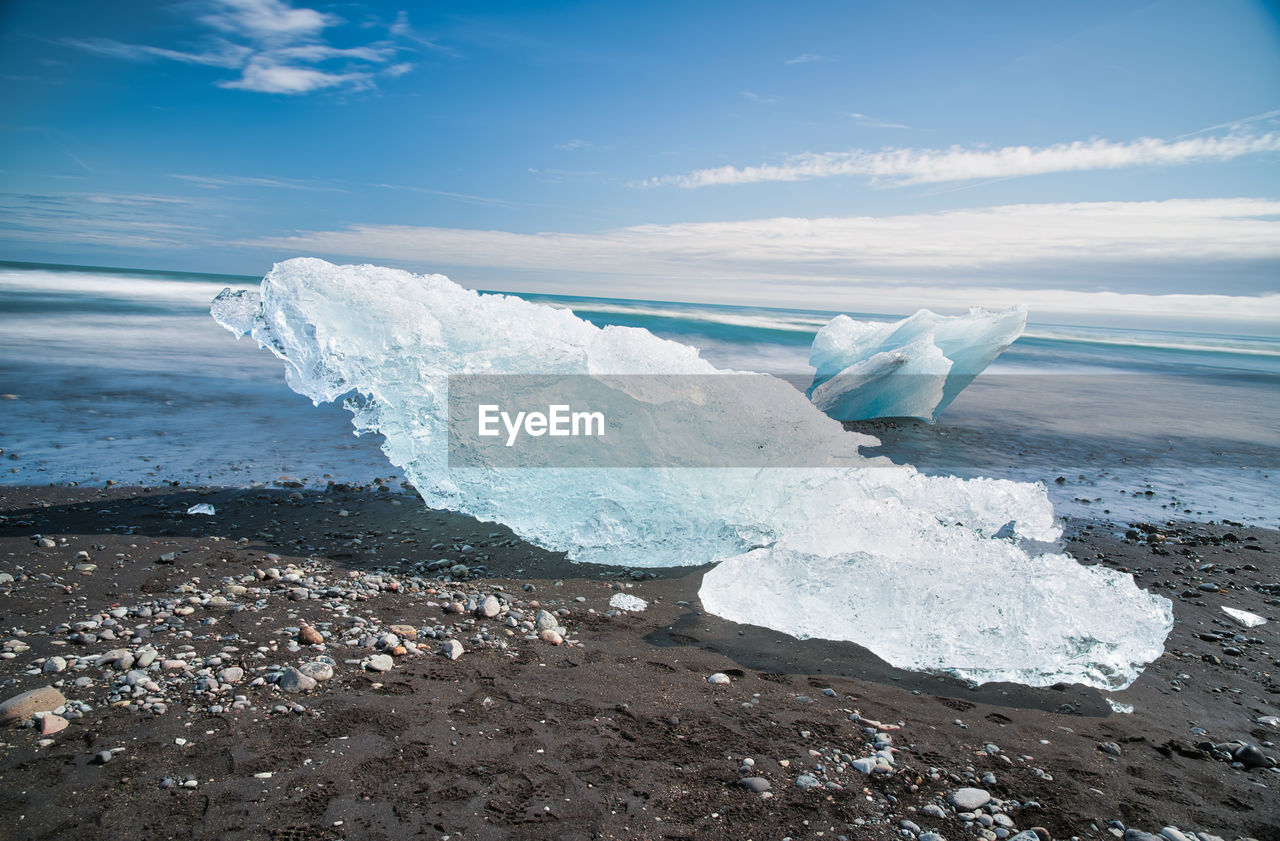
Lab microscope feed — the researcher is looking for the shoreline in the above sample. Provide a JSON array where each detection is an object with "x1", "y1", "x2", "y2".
[{"x1": 1, "y1": 483, "x2": 1277, "y2": 840}]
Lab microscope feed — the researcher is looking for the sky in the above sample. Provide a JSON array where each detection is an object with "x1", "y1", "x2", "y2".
[{"x1": 1, "y1": 0, "x2": 1279, "y2": 330}]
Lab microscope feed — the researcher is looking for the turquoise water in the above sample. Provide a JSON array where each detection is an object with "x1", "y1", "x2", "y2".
[{"x1": 1, "y1": 260, "x2": 1276, "y2": 525}]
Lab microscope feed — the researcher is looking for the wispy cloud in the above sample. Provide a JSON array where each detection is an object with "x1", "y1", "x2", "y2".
[
  {"x1": 0, "y1": 191, "x2": 208, "y2": 249},
  {"x1": 64, "y1": 0, "x2": 413, "y2": 95},
  {"x1": 642, "y1": 131, "x2": 1280, "y2": 189},
  {"x1": 372, "y1": 183, "x2": 540, "y2": 208},
  {"x1": 172, "y1": 173, "x2": 343, "y2": 190},
  {"x1": 784, "y1": 53, "x2": 825, "y2": 65},
  {"x1": 739, "y1": 91, "x2": 777, "y2": 104},
  {"x1": 389, "y1": 10, "x2": 459, "y2": 56},
  {"x1": 63, "y1": 37, "x2": 251, "y2": 68},
  {"x1": 555, "y1": 138, "x2": 591, "y2": 151},
  {"x1": 850, "y1": 112, "x2": 909, "y2": 129}
]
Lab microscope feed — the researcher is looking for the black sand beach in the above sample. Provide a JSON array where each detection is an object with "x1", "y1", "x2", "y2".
[{"x1": 0, "y1": 483, "x2": 1276, "y2": 841}]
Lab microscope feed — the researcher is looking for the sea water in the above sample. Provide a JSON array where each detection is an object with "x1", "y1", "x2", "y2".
[{"x1": 1, "y1": 260, "x2": 1276, "y2": 526}]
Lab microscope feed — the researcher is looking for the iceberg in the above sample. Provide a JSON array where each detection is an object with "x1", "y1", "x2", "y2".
[
  {"x1": 807, "y1": 306, "x2": 1027, "y2": 421},
  {"x1": 213, "y1": 259, "x2": 1171, "y2": 689}
]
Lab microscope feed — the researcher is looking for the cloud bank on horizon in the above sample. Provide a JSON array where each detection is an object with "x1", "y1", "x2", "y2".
[{"x1": 2, "y1": 0, "x2": 1278, "y2": 329}]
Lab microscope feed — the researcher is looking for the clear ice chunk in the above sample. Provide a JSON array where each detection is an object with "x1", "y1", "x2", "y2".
[
  {"x1": 1222, "y1": 606, "x2": 1266, "y2": 628},
  {"x1": 212, "y1": 259, "x2": 1170, "y2": 689},
  {"x1": 807, "y1": 306, "x2": 1028, "y2": 421}
]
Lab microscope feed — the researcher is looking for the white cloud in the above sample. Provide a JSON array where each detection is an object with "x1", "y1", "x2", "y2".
[
  {"x1": 784, "y1": 53, "x2": 825, "y2": 64},
  {"x1": 218, "y1": 56, "x2": 373, "y2": 94},
  {"x1": 850, "y1": 112, "x2": 909, "y2": 129},
  {"x1": 644, "y1": 132, "x2": 1280, "y2": 188},
  {"x1": 200, "y1": 0, "x2": 336, "y2": 42},
  {"x1": 555, "y1": 138, "x2": 591, "y2": 151},
  {"x1": 64, "y1": 0, "x2": 410, "y2": 95},
  {"x1": 739, "y1": 91, "x2": 777, "y2": 104},
  {"x1": 233, "y1": 198, "x2": 1280, "y2": 324}
]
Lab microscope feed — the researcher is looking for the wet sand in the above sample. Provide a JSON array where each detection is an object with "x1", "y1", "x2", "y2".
[{"x1": 0, "y1": 484, "x2": 1276, "y2": 840}]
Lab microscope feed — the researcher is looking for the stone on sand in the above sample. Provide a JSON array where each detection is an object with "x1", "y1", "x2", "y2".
[
  {"x1": 0, "y1": 686, "x2": 66, "y2": 725},
  {"x1": 440, "y1": 640, "x2": 464, "y2": 660},
  {"x1": 278, "y1": 667, "x2": 317, "y2": 693},
  {"x1": 40, "y1": 713, "x2": 69, "y2": 735},
  {"x1": 299, "y1": 661, "x2": 334, "y2": 681}
]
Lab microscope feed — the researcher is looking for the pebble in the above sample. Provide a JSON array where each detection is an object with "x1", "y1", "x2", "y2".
[
  {"x1": 740, "y1": 776, "x2": 771, "y2": 793},
  {"x1": 218, "y1": 667, "x2": 244, "y2": 684},
  {"x1": 539, "y1": 629, "x2": 563, "y2": 645},
  {"x1": 794, "y1": 773, "x2": 821, "y2": 790},
  {"x1": 533, "y1": 610, "x2": 558, "y2": 632},
  {"x1": 948, "y1": 787, "x2": 992, "y2": 811},
  {"x1": 278, "y1": 666, "x2": 317, "y2": 693},
  {"x1": 477, "y1": 595, "x2": 501, "y2": 618},
  {"x1": 299, "y1": 661, "x2": 334, "y2": 681},
  {"x1": 1098, "y1": 741, "x2": 1123, "y2": 756},
  {"x1": 1124, "y1": 831, "x2": 1163, "y2": 841},
  {"x1": 298, "y1": 625, "x2": 324, "y2": 645},
  {"x1": 363, "y1": 654, "x2": 394, "y2": 672},
  {"x1": 706, "y1": 673, "x2": 731, "y2": 685},
  {"x1": 1007, "y1": 834, "x2": 1042, "y2": 841},
  {"x1": 1232, "y1": 743, "x2": 1270, "y2": 769},
  {"x1": 922, "y1": 804, "x2": 948, "y2": 819},
  {"x1": 440, "y1": 640, "x2": 464, "y2": 660},
  {"x1": 40, "y1": 714, "x2": 69, "y2": 735}
]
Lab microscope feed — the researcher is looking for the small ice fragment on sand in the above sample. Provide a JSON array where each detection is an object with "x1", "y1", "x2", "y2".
[
  {"x1": 186, "y1": 503, "x2": 216, "y2": 515},
  {"x1": 1106, "y1": 698, "x2": 1133, "y2": 714},
  {"x1": 1222, "y1": 606, "x2": 1266, "y2": 628},
  {"x1": 608, "y1": 593, "x2": 648, "y2": 612}
]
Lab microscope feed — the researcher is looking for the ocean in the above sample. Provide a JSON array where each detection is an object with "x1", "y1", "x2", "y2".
[{"x1": 2, "y1": 260, "x2": 1276, "y2": 526}]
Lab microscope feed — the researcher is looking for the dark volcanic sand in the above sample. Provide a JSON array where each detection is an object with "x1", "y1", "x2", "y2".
[{"x1": 0, "y1": 484, "x2": 1276, "y2": 841}]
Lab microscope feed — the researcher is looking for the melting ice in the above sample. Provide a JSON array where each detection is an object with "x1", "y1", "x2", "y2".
[
  {"x1": 808, "y1": 306, "x2": 1027, "y2": 421},
  {"x1": 213, "y1": 259, "x2": 1171, "y2": 690}
]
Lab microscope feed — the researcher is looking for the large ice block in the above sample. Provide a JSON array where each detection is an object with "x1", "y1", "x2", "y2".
[
  {"x1": 213, "y1": 259, "x2": 1169, "y2": 689},
  {"x1": 808, "y1": 306, "x2": 1028, "y2": 421}
]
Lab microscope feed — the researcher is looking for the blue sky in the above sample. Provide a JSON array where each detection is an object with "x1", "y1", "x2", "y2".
[{"x1": 1, "y1": 0, "x2": 1278, "y2": 327}]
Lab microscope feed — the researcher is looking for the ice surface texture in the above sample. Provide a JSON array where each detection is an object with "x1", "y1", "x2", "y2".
[
  {"x1": 213, "y1": 259, "x2": 1170, "y2": 689},
  {"x1": 808, "y1": 306, "x2": 1027, "y2": 421}
]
